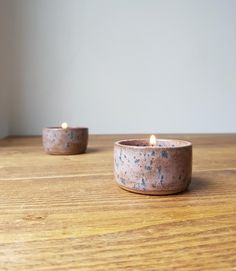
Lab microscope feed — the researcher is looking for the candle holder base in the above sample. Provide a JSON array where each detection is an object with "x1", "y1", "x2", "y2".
[{"x1": 117, "y1": 183, "x2": 190, "y2": 195}]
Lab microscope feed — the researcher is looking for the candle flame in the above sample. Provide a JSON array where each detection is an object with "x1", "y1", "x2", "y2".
[
  {"x1": 61, "y1": 122, "x2": 68, "y2": 129},
  {"x1": 149, "y1": 135, "x2": 156, "y2": 146}
]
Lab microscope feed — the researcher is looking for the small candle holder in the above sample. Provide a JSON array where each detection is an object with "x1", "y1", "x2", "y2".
[
  {"x1": 42, "y1": 124, "x2": 88, "y2": 155},
  {"x1": 114, "y1": 138, "x2": 192, "y2": 195}
]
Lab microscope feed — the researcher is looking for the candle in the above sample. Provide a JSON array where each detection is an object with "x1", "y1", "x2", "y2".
[
  {"x1": 114, "y1": 135, "x2": 192, "y2": 195},
  {"x1": 42, "y1": 123, "x2": 88, "y2": 155},
  {"x1": 149, "y1": 134, "x2": 156, "y2": 146}
]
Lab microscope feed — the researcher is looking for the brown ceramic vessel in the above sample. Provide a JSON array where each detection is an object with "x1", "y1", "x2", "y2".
[
  {"x1": 114, "y1": 139, "x2": 192, "y2": 195},
  {"x1": 42, "y1": 127, "x2": 88, "y2": 155}
]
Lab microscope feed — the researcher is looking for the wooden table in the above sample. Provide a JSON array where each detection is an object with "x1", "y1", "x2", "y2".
[{"x1": 0, "y1": 134, "x2": 235, "y2": 271}]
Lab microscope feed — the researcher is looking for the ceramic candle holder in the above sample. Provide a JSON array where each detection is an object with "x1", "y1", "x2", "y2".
[
  {"x1": 114, "y1": 139, "x2": 192, "y2": 195},
  {"x1": 42, "y1": 127, "x2": 88, "y2": 155}
]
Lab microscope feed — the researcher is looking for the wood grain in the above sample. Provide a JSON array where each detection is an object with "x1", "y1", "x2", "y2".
[{"x1": 0, "y1": 134, "x2": 235, "y2": 270}]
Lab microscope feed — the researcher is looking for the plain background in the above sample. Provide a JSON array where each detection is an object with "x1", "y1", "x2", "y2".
[{"x1": 0, "y1": 0, "x2": 236, "y2": 138}]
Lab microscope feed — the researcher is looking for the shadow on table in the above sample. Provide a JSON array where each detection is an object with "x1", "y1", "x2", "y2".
[
  {"x1": 188, "y1": 176, "x2": 211, "y2": 192},
  {"x1": 86, "y1": 147, "x2": 101, "y2": 154}
]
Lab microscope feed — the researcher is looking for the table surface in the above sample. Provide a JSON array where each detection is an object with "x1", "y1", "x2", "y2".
[{"x1": 0, "y1": 134, "x2": 236, "y2": 271}]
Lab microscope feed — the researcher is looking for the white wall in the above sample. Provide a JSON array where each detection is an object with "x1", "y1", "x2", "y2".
[
  {"x1": 0, "y1": 1, "x2": 12, "y2": 138},
  {"x1": 3, "y1": 0, "x2": 236, "y2": 135}
]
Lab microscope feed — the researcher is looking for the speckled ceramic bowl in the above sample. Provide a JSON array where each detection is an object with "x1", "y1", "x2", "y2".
[
  {"x1": 114, "y1": 139, "x2": 192, "y2": 195},
  {"x1": 42, "y1": 127, "x2": 88, "y2": 155}
]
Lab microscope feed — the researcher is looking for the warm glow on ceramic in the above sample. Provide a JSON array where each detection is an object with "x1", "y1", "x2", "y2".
[
  {"x1": 61, "y1": 122, "x2": 68, "y2": 129},
  {"x1": 149, "y1": 135, "x2": 156, "y2": 146}
]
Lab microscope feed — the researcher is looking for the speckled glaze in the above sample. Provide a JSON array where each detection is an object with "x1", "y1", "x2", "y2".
[
  {"x1": 114, "y1": 139, "x2": 192, "y2": 195},
  {"x1": 42, "y1": 127, "x2": 88, "y2": 155}
]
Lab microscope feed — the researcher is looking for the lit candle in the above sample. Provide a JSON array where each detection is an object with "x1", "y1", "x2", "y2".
[
  {"x1": 42, "y1": 123, "x2": 88, "y2": 155},
  {"x1": 114, "y1": 135, "x2": 192, "y2": 195},
  {"x1": 61, "y1": 122, "x2": 68, "y2": 129},
  {"x1": 149, "y1": 134, "x2": 156, "y2": 146}
]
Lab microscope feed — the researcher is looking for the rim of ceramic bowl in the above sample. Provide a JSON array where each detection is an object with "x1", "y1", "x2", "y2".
[
  {"x1": 43, "y1": 127, "x2": 88, "y2": 131},
  {"x1": 115, "y1": 138, "x2": 192, "y2": 149}
]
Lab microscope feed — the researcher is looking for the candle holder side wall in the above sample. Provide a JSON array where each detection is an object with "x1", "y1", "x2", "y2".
[
  {"x1": 42, "y1": 127, "x2": 88, "y2": 155},
  {"x1": 114, "y1": 139, "x2": 192, "y2": 195}
]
